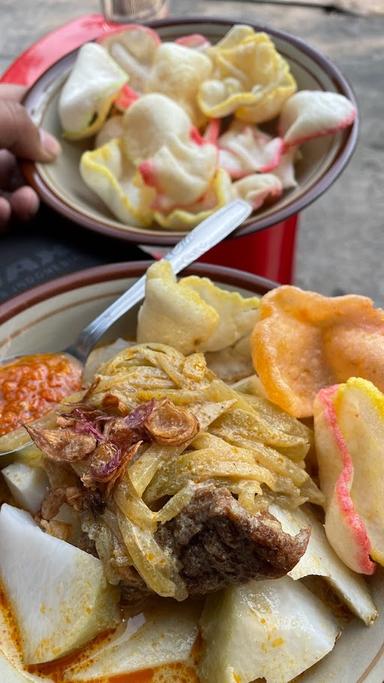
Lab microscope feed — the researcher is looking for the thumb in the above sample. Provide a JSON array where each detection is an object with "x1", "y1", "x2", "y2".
[{"x1": 0, "y1": 99, "x2": 61, "y2": 162}]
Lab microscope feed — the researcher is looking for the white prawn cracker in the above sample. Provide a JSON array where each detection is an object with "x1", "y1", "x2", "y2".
[
  {"x1": 146, "y1": 42, "x2": 213, "y2": 126},
  {"x1": 198, "y1": 25, "x2": 297, "y2": 123},
  {"x1": 59, "y1": 43, "x2": 128, "y2": 140},
  {"x1": 80, "y1": 93, "x2": 223, "y2": 229},
  {"x1": 279, "y1": 90, "x2": 356, "y2": 147},
  {"x1": 139, "y1": 133, "x2": 218, "y2": 211},
  {"x1": 80, "y1": 139, "x2": 154, "y2": 227},
  {"x1": 137, "y1": 260, "x2": 260, "y2": 354},
  {"x1": 58, "y1": 23, "x2": 357, "y2": 231},
  {"x1": 122, "y1": 93, "x2": 191, "y2": 163},
  {"x1": 218, "y1": 120, "x2": 283, "y2": 178},
  {"x1": 232, "y1": 173, "x2": 283, "y2": 209},
  {"x1": 153, "y1": 168, "x2": 233, "y2": 230},
  {"x1": 100, "y1": 24, "x2": 160, "y2": 91}
]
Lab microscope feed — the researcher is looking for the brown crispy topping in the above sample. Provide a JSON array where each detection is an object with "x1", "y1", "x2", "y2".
[
  {"x1": 81, "y1": 442, "x2": 142, "y2": 495},
  {"x1": 124, "y1": 400, "x2": 156, "y2": 429},
  {"x1": 40, "y1": 488, "x2": 67, "y2": 521},
  {"x1": 101, "y1": 393, "x2": 127, "y2": 414},
  {"x1": 56, "y1": 415, "x2": 76, "y2": 428},
  {"x1": 83, "y1": 489, "x2": 106, "y2": 515},
  {"x1": 81, "y1": 376, "x2": 101, "y2": 403},
  {"x1": 40, "y1": 484, "x2": 105, "y2": 524},
  {"x1": 40, "y1": 485, "x2": 86, "y2": 521},
  {"x1": 105, "y1": 442, "x2": 142, "y2": 495},
  {"x1": 144, "y1": 399, "x2": 199, "y2": 446},
  {"x1": 89, "y1": 443, "x2": 121, "y2": 482},
  {"x1": 65, "y1": 486, "x2": 86, "y2": 512},
  {"x1": 103, "y1": 418, "x2": 140, "y2": 449},
  {"x1": 30, "y1": 399, "x2": 198, "y2": 515},
  {"x1": 26, "y1": 426, "x2": 97, "y2": 462}
]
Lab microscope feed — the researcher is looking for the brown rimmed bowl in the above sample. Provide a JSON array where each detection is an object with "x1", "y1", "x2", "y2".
[
  {"x1": 0, "y1": 261, "x2": 383, "y2": 682},
  {"x1": 21, "y1": 17, "x2": 358, "y2": 246}
]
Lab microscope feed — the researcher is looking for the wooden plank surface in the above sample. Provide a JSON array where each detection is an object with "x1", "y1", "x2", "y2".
[{"x1": 1, "y1": 0, "x2": 383, "y2": 300}]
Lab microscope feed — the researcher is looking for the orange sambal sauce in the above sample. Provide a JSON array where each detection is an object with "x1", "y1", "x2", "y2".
[{"x1": 0, "y1": 353, "x2": 82, "y2": 436}]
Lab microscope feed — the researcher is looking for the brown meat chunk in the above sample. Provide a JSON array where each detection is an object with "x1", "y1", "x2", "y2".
[{"x1": 155, "y1": 483, "x2": 310, "y2": 596}]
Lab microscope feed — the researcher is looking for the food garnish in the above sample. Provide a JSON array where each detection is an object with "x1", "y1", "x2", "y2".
[
  {"x1": 143, "y1": 399, "x2": 199, "y2": 446},
  {"x1": 58, "y1": 23, "x2": 356, "y2": 230},
  {"x1": 26, "y1": 425, "x2": 97, "y2": 462}
]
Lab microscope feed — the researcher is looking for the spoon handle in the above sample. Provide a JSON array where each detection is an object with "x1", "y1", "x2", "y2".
[{"x1": 69, "y1": 200, "x2": 252, "y2": 362}]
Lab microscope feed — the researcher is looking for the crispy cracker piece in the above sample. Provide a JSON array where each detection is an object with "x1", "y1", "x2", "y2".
[
  {"x1": 197, "y1": 25, "x2": 296, "y2": 122},
  {"x1": 279, "y1": 90, "x2": 356, "y2": 148},
  {"x1": 251, "y1": 285, "x2": 384, "y2": 417},
  {"x1": 314, "y1": 378, "x2": 384, "y2": 574}
]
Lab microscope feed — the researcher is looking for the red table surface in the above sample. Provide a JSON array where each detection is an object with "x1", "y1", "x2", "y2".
[{"x1": 1, "y1": 13, "x2": 297, "y2": 284}]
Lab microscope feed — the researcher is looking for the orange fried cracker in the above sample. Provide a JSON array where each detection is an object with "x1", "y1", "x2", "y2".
[{"x1": 251, "y1": 286, "x2": 384, "y2": 417}]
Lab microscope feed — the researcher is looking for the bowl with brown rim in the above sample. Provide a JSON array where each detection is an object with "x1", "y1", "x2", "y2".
[
  {"x1": 21, "y1": 17, "x2": 358, "y2": 246},
  {"x1": 0, "y1": 260, "x2": 383, "y2": 682}
]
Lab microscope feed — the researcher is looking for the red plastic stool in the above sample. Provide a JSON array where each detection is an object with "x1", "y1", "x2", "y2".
[
  {"x1": 199, "y1": 216, "x2": 297, "y2": 283},
  {"x1": 1, "y1": 14, "x2": 298, "y2": 284}
]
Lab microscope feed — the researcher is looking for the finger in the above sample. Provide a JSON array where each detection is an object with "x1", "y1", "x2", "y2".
[
  {"x1": 9, "y1": 186, "x2": 40, "y2": 221},
  {"x1": 0, "y1": 197, "x2": 11, "y2": 232},
  {"x1": 0, "y1": 150, "x2": 19, "y2": 190},
  {"x1": 0, "y1": 100, "x2": 61, "y2": 162},
  {"x1": 0, "y1": 84, "x2": 27, "y2": 102}
]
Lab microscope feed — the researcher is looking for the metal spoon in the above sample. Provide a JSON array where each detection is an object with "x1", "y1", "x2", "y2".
[{"x1": 0, "y1": 199, "x2": 252, "y2": 455}]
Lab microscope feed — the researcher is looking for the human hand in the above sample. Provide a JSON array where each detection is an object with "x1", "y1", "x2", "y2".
[{"x1": 0, "y1": 84, "x2": 61, "y2": 231}]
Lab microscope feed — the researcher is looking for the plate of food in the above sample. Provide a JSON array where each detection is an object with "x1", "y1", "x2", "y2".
[
  {"x1": 0, "y1": 259, "x2": 383, "y2": 683},
  {"x1": 21, "y1": 17, "x2": 358, "y2": 244}
]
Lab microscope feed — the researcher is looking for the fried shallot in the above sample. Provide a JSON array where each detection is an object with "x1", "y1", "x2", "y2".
[{"x1": 26, "y1": 426, "x2": 97, "y2": 462}]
